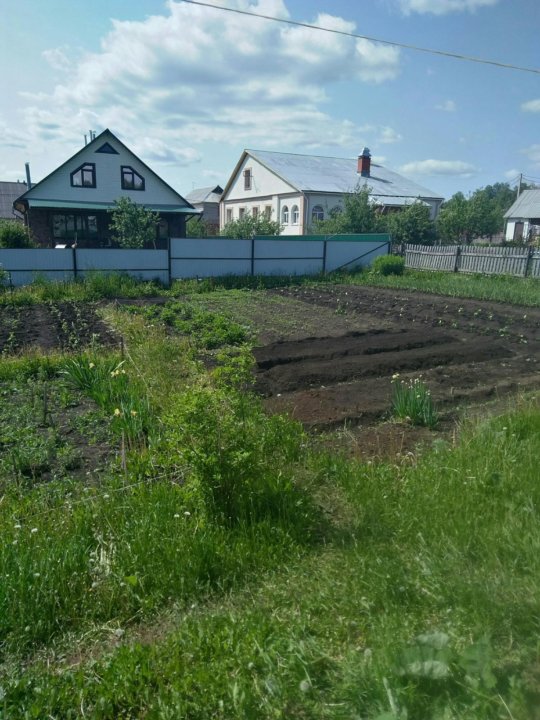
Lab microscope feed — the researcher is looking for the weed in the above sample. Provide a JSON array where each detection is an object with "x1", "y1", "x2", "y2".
[{"x1": 390, "y1": 374, "x2": 438, "y2": 428}]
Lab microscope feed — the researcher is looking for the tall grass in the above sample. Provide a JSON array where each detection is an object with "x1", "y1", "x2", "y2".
[{"x1": 4, "y1": 398, "x2": 540, "y2": 718}]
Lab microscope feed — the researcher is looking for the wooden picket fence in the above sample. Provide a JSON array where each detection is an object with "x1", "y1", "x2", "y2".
[{"x1": 405, "y1": 244, "x2": 540, "y2": 278}]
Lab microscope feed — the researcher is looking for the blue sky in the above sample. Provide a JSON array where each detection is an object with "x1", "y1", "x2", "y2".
[{"x1": 1, "y1": 0, "x2": 539, "y2": 200}]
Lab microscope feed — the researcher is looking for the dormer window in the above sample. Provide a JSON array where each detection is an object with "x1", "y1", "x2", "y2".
[
  {"x1": 243, "y1": 168, "x2": 252, "y2": 191},
  {"x1": 121, "y1": 166, "x2": 145, "y2": 191},
  {"x1": 70, "y1": 163, "x2": 96, "y2": 188}
]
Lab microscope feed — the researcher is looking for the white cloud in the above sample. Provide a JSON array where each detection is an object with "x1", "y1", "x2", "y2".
[
  {"x1": 12, "y1": 0, "x2": 401, "y2": 172},
  {"x1": 399, "y1": 159, "x2": 477, "y2": 176},
  {"x1": 521, "y1": 144, "x2": 540, "y2": 167},
  {"x1": 378, "y1": 126, "x2": 402, "y2": 143},
  {"x1": 435, "y1": 100, "x2": 456, "y2": 112},
  {"x1": 42, "y1": 47, "x2": 71, "y2": 71},
  {"x1": 521, "y1": 99, "x2": 540, "y2": 113},
  {"x1": 399, "y1": 0, "x2": 498, "y2": 14},
  {"x1": 504, "y1": 168, "x2": 520, "y2": 181}
]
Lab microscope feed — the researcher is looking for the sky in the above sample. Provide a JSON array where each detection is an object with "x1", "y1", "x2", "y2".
[{"x1": 0, "y1": 0, "x2": 539, "y2": 201}]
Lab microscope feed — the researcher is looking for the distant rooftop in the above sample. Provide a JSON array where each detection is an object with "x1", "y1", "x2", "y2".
[
  {"x1": 247, "y1": 149, "x2": 443, "y2": 201},
  {"x1": 0, "y1": 180, "x2": 28, "y2": 219},
  {"x1": 186, "y1": 185, "x2": 223, "y2": 205},
  {"x1": 504, "y1": 188, "x2": 540, "y2": 219}
]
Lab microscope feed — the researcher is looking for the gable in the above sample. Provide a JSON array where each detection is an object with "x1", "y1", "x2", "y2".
[
  {"x1": 20, "y1": 130, "x2": 192, "y2": 209},
  {"x1": 222, "y1": 152, "x2": 296, "y2": 202}
]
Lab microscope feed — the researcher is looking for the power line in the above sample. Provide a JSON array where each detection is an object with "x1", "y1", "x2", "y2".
[{"x1": 180, "y1": 0, "x2": 540, "y2": 76}]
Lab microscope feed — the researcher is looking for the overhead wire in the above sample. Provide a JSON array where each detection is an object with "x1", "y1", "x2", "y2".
[{"x1": 180, "y1": 0, "x2": 540, "y2": 76}]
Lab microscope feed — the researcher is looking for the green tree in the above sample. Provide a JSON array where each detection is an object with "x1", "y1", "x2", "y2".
[
  {"x1": 386, "y1": 201, "x2": 436, "y2": 246},
  {"x1": 0, "y1": 220, "x2": 35, "y2": 248},
  {"x1": 312, "y1": 185, "x2": 383, "y2": 234},
  {"x1": 187, "y1": 216, "x2": 217, "y2": 238},
  {"x1": 108, "y1": 197, "x2": 161, "y2": 248},
  {"x1": 221, "y1": 212, "x2": 282, "y2": 239}
]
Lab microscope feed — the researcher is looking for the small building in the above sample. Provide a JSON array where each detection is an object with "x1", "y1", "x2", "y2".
[
  {"x1": 0, "y1": 181, "x2": 27, "y2": 222},
  {"x1": 220, "y1": 148, "x2": 444, "y2": 235},
  {"x1": 13, "y1": 129, "x2": 197, "y2": 247},
  {"x1": 186, "y1": 185, "x2": 223, "y2": 233},
  {"x1": 504, "y1": 189, "x2": 540, "y2": 242}
]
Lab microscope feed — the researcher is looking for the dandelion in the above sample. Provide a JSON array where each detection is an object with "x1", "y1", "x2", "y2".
[
  {"x1": 184, "y1": 511, "x2": 191, "y2": 517},
  {"x1": 174, "y1": 513, "x2": 180, "y2": 519},
  {"x1": 130, "y1": 410, "x2": 138, "y2": 417},
  {"x1": 114, "y1": 408, "x2": 121, "y2": 417},
  {"x1": 89, "y1": 362, "x2": 95, "y2": 369}
]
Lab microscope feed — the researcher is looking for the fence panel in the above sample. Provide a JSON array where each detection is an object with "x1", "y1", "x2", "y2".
[
  {"x1": 0, "y1": 248, "x2": 74, "y2": 286},
  {"x1": 528, "y1": 250, "x2": 540, "y2": 278},
  {"x1": 406, "y1": 244, "x2": 458, "y2": 272},
  {"x1": 459, "y1": 246, "x2": 529, "y2": 276},
  {"x1": 76, "y1": 249, "x2": 169, "y2": 284},
  {"x1": 254, "y1": 237, "x2": 324, "y2": 275},
  {"x1": 170, "y1": 238, "x2": 251, "y2": 278},
  {"x1": 325, "y1": 235, "x2": 390, "y2": 272}
]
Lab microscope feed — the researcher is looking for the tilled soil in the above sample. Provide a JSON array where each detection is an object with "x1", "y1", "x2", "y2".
[
  {"x1": 0, "y1": 302, "x2": 118, "y2": 354},
  {"x1": 253, "y1": 285, "x2": 540, "y2": 430}
]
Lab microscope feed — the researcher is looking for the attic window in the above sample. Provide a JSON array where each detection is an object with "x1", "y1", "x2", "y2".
[
  {"x1": 243, "y1": 168, "x2": 252, "y2": 191},
  {"x1": 70, "y1": 163, "x2": 96, "y2": 188},
  {"x1": 121, "y1": 166, "x2": 145, "y2": 191},
  {"x1": 95, "y1": 142, "x2": 119, "y2": 154}
]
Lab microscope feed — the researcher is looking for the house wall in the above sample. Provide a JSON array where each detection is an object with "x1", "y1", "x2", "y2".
[
  {"x1": 505, "y1": 218, "x2": 530, "y2": 241},
  {"x1": 24, "y1": 134, "x2": 183, "y2": 206}
]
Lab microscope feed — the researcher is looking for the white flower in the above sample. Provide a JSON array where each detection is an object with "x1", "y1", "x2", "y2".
[{"x1": 31, "y1": 528, "x2": 38, "y2": 534}]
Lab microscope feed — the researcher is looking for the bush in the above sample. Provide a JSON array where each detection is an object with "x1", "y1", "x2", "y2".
[
  {"x1": 0, "y1": 220, "x2": 35, "y2": 248},
  {"x1": 371, "y1": 254, "x2": 405, "y2": 276}
]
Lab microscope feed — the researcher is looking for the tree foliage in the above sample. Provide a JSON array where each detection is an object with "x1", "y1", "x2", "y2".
[
  {"x1": 221, "y1": 212, "x2": 282, "y2": 239},
  {"x1": 108, "y1": 197, "x2": 161, "y2": 249},
  {"x1": 437, "y1": 183, "x2": 518, "y2": 244},
  {"x1": 386, "y1": 201, "x2": 436, "y2": 245},
  {"x1": 0, "y1": 220, "x2": 35, "y2": 248},
  {"x1": 187, "y1": 216, "x2": 217, "y2": 238},
  {"x1": 312, "y1": 185, "x2": 383, "y2": 235}
]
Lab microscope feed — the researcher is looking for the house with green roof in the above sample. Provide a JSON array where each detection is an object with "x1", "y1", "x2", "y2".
[{"x1": 13, "y1": 129, "x2": 197, "y2": 247}]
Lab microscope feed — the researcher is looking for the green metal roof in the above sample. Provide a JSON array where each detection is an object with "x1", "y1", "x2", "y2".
[{"x1": 27, "y1": 199, "x2": 200, "y2": 214}]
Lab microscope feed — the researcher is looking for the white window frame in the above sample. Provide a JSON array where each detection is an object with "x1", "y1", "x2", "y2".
[
  {"x1": 291, "y1": 205, "x2": 299, "y2": 225},
  {"x1": 282, "y1": 205, "x2": 289, "y2": 224}
]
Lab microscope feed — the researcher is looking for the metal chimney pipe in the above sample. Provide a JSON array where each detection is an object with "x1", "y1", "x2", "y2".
[
  {"x1": 25, "y1": 162, "x2": 32, "y2": 190},
  {"x1": 84, "y1": 134, "x2": 88, "y2": 146}
]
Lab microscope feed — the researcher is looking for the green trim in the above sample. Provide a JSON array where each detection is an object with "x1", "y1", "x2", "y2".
[
  {"x1": 27, "y1": 199, "x2": 199, "y2": 214},
  {"x1": 254, "y1": 233, "x2": 391, "y2": 243}
]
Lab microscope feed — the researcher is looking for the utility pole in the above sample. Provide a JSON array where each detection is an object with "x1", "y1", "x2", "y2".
[{"x1": 517, "y1": 173, "x2": 522, "y2": 197}]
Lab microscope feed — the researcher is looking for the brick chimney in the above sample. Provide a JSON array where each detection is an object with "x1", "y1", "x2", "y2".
[{"x1": 357, "y1": 147, "x2": 371, "y2": 177}]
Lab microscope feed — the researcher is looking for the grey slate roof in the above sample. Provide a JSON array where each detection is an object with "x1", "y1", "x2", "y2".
[
  {"x1": 248, "y1": 149, "x2": 443, "y2": 201},
  {"x1": 504, "y1": 189, "x2": 540, "y2": 219},
  {"x1": 186, "y1": 185, "x2": 223, "y2": 205},
  {"x1": 0, "y1": 181, "x2": 28, "y2": 219}
]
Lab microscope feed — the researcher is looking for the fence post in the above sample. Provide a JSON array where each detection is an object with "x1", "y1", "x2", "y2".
[
  {"x1": 251, "y1": 237, "x2": 255, "y2": 276},
  {"x1": 72, "y1": 246, "x2": 78, "y2": 281},
  {"x1": 524, "y1": 246, "x2": 534, "y2": 277},
  {"x1": 454, "y1": 246, "x2": 461, "y2": 273},
  {"x1": 322, "y1": 238, "x2": 327, "y2": 274}
]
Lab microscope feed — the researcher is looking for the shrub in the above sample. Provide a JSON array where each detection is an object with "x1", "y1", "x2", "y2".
[
  {"x1": 0, "y1": 220, "x2": 35, "y2": 248},
  {"x1": 371, "y1": 254, "x2": 405, "y2": 276}
]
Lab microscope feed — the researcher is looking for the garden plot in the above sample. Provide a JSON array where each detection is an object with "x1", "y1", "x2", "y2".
[
  {"x1": 0, "y1": 301, "x2": 118, "y2": 353},
  {"x1": 253, "y1": 285, "x2": 540, "y2": 429}
]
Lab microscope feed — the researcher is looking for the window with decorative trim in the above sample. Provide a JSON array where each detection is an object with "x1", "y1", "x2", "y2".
[
  {"x1": 239, "y1": 207, "x2": 246, "y2": 219},
  {"x1": 121, "y1": 166, "x2": 145, "y2": 191},
  {"x1": 243, "y1": 168, "x2": 252, "y2": 191},
  {"x1": 252, "y1": 206, "x2": 259, "y2": 219},
  {"x1": 264, "y1": 205, "x2": 272, "y2": 218},
  {"x1": 291, "y1": 205, "x2": 299, "y2": 224},
  {"x1": 311, "y1": 205, "x2": 324, "y2": 223},
  {"x1": 282, "y1": 205, "x2": 289, "y2": 224},
  {"x1": 226, "y1": 208, "x2": 233, "y2": 223},
  {"x1": 70, "y1": 163, "x2": 96, "y2": 188}
]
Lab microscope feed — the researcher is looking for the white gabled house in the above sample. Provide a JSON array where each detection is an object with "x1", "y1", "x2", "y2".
[
  {"x1": 220, "y1": 148, "x2": 444, "y2": 235},
  {"x1": 14, "y1": 129, "x2": 197, "y2": 247},
  {"x1": 504, "y1": 189, "x2": 540, "y2": 242}
]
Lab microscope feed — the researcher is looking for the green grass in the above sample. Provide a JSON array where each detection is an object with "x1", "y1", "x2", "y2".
[
  {"x1": 3, "y1": 398, "x2": 540, "y2": 718},
  {"x1": 354, "y1": 268, "x2": 540, "y2": 306},
  {"x1": 390, "y1": 374, "x2": 438, "y2": 428}
]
